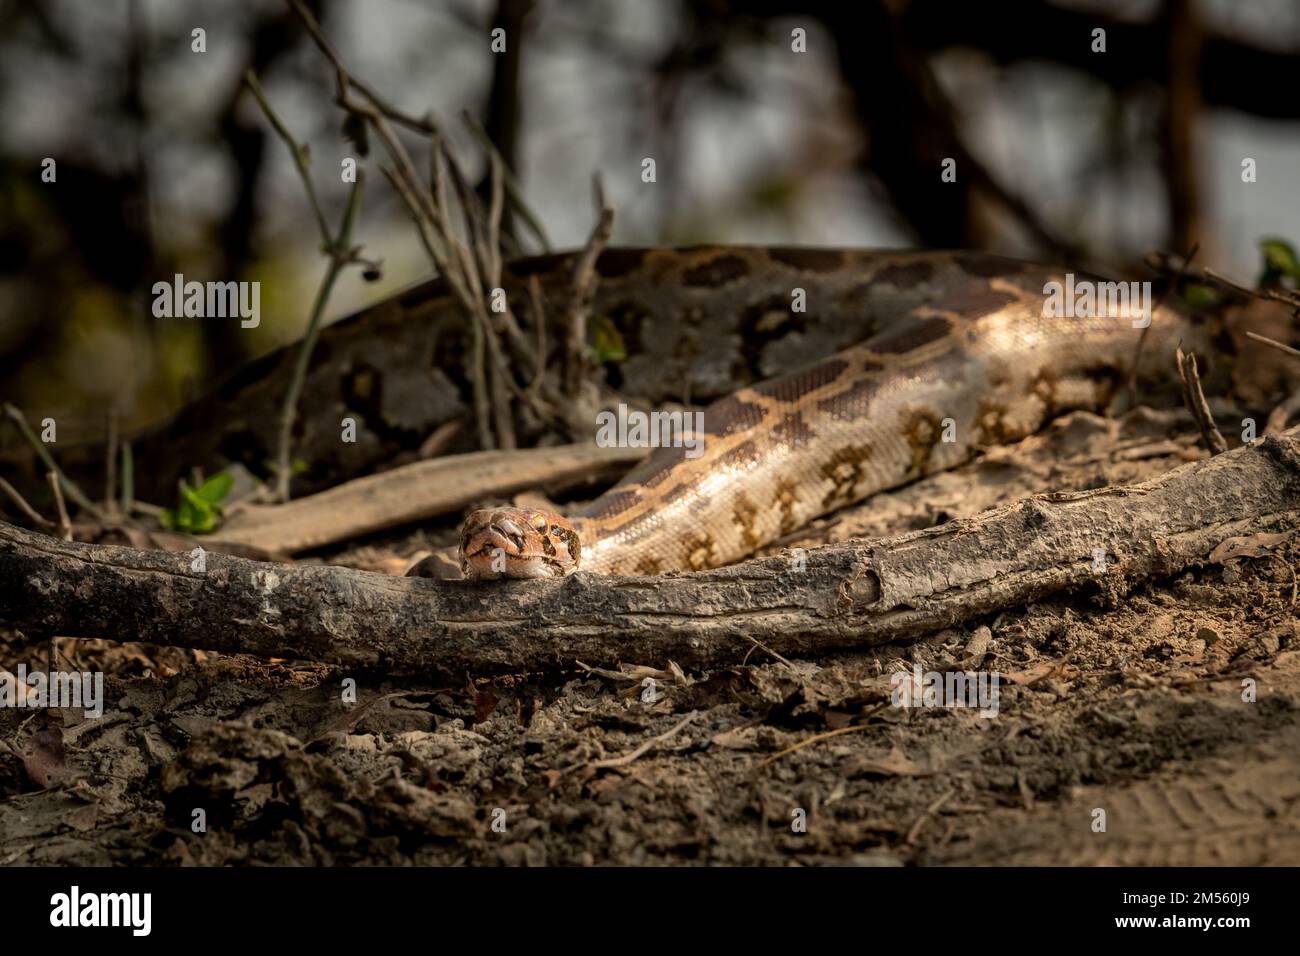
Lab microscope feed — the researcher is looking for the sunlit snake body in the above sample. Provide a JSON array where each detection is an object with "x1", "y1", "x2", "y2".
[{"x1": 456, "y1": 247, "x2": 1227, "y2": 579}]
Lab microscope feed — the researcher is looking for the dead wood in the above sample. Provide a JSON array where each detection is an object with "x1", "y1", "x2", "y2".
[
  {"x1": 215, "y1": 442, "x2": 647, "y2": 554},
  {"x1": 1, "y1": 430, "x2": 1298, "y2": 681},
  {"x1": 1176, "y1": 346, "x2": 1228, "y2": 455}
]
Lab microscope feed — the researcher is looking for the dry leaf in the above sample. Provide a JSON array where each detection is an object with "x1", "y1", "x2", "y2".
[
  {"x1": 1209, "y1": 531, "x2": 1295, "y2": 564},
  {"x1": 850, "y1": 745, "x2": 928, "y2": 778},
  {"x1": 1002, "y1": 662, "x2": 1059, "y2": 686},
  {"x1": 16, "y1": 727, "x2": 70, "y2": 788},
  {"x1": 474, "y1": 686, "x2": 500, "y2": 724},
  {"x1": 63, "y1": 802, "x2": 99, "y2": 832},
  {"x1": 308, "y1": 691, "x2": 416, "y2": 744},
  {"x1": 710, "y1": 727, "x2": 759, "y2": 750}
]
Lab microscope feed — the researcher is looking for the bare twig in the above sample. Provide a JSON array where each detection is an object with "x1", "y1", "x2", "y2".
[
  {"x1": 463, "y1": 109, "x2": 552, "y2": 252},
  {"x1": 2, "y1": 403, "x2": 100, "y2": 517},
  {"x1": 46, "y1": 472, "x2": 71, "y2": 542},
  {"x1": 289, "y1": 0, "x2": 515, "y2": 450},
  {"x1": 287, "y1": 0, "x2": 438, "y2": 136},
  {"x1": 1205, "y1": 266, "x2": 1300, "y2": 312},
  {"x1": 1247, "y1": 330, "x2": 1300, "y2": 360},
  {"x1": 1176, "y1": 347, "x2": 1228, "y2": 455},
  {"x1": 1132, "y1": 242, "x2": 1199, "y2": 407},
  {"x1": 275, "y1": 171, "x2": 365, "y2": 502},
  {"x1": 753, "y1": 721, "x2": 881, "y2": 771},
  {"x1": 286, "y1": 0, "x2": 584, "y2": 455},
  {"x1": 526, "y1": 274, "x2": 548, "y2": 391},
  {"x1": 245, "y1": 69, "x2": 369, "y2": 501},
  {"x1": 244, "y1": 70, "x2": 333, "y2": 243},
  {"x1": 906, "y1": 788, "x2": 956, "y2": 845},
  {"x1": 104, "y1": 408, "x2": 119, "y2": 518},
  {"x1": 591, "y1": 711, "x2": 697, "y2": 769},
  {"x1": 740, "y1": 634, "x2": 796, "y2": 669},
  {"x1": 1265, "y1": 387, "x2": 1300, "y2": 436},
  {"x1": 1148, "y1": 251, "x2": 1300, "y2": 313},
  {"x1": 120, "y1": 441, "x2": 134, "y2": 515},
  {"x1": 0, "y1": 476, "x2": 52, "y2": 527},
  {"x1": 446, "y1": 149, "x2": 516, "y2": 449},
  {"x1": 564, "y1": 175, "x2": 614, "y2": 396}
]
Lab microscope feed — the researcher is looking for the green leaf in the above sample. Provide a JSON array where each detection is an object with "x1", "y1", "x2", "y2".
[
  {"x1": 193, "y1": 472, "x2": 234, "y2": 505},
  {"x1": 589, "y1": 314, "x2": 627, "y2": 363},
  {"x1": 178, "y1": 486, "x2": 212, "y2": 533},
  {"x1": 1182, "y1": 283, "x2": 1222, "y2": 309},
  {"x1": 1259, "y1": 237, "x2": 1300, "y2": 285},
  {"x1": 165, "y1": 474, "x2": 229, "y2": 535}
]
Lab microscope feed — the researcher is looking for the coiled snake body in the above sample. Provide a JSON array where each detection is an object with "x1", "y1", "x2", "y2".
[{"x1": 455, "y1": 247, "x2": 1224, "y2": 579}]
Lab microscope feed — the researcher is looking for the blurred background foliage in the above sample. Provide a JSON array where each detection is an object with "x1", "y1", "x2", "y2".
[{"x1": 1, "y1": 0, "x2": 1299, "y2": 445}]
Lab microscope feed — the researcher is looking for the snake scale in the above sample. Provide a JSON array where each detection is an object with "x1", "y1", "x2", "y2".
[
  {"x1": 449, "y1": 247, "x2": 1229, "y2": 579},
  {"x1": 0, "y1": 245, "x2": 1231, "y2": 573}
]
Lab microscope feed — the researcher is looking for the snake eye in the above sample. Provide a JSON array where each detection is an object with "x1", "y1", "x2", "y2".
[
  {"x1": 529, "y1": 513, "x2": 548, "y2": 531},
  {"x1": 551, "y1": 524, "x2": 563, "y2": 536}
]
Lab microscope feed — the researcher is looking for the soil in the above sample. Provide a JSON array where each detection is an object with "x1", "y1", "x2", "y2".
[{"x1": 3, "y1": 408, "x2": 1298, "y2": 866}]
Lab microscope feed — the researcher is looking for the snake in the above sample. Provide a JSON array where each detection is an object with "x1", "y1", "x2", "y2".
[
  {"x1": 450, "y1": 246, "x2": 1232, "y2": 580},
  {"x1": 0, "y1": 243, "x2": 1229, "y2": 573}
]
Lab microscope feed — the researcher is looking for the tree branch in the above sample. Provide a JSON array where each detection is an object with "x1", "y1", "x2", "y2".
[
  {"x1": 3, "y1": 430, "x2": 1298, "y2": 680},
  {"x1": 214, "y1": 442, "x2": 647, "y2": 554}
]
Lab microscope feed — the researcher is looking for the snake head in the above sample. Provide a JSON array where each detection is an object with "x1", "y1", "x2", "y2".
[{"x1": 458, "y1": 507, "x2": 582, "y2": 580}]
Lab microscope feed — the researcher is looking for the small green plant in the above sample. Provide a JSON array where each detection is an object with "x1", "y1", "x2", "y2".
[
  {"x1": 1258, "y1": 237, "x2": 1300, "y2": 287},
  {"x1": 162, "y1": 472, "x2": 234, "y2": 534},
  {"x1": 1181, "y1": 283, "x2": 1222, "y2": 309},
  {"x1": 590, "y1": 314, "x2": 628, "y2": 363}
]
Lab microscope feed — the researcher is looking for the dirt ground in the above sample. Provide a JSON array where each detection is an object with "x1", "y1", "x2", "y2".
[{"x1": 2, "y1": 408, "x2": 1298, "y2": 866}]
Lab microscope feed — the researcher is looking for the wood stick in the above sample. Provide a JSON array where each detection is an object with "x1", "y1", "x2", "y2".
[
  {"x1": 2, "y1": 430, "x2": 1297, "y2": 681},
  {"x1": 0, "y1": 476, "x2": 51, "y2": 527},
  {"x1": 1247, "y1": 330, "x2": 1300, "y2": 360},
  {"x1": 214, "y1": 442, "x2": 647, "y2": 553},
  {"x1": 1176, "y1": 347, "x2": 1228, "y2": 455},
  {"x1": 46, "y1": 471, "x2": 72, "y2": 542}
]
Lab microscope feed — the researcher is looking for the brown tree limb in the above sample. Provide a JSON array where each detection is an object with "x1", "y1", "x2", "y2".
[
  {"x1": 2, "y1": 430, "x2": 1298, "y2": 680},
  {"x1": 214, "y1": 442, "x2": 648, "y2": 554}
]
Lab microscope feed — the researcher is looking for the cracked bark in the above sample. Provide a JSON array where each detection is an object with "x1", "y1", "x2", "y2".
[{"x1": 1, "y1": 430, "x2": 1298, "y2": 682}]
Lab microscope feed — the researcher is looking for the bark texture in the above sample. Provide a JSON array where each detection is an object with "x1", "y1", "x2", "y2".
[{"x1": 1, "y1": 431, "x2": 1297, "y2": 681}]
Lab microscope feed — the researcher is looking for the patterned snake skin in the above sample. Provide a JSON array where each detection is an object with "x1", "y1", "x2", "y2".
[{"x1": 455, "y1": 247, "x2": 1227, "y2": 579}]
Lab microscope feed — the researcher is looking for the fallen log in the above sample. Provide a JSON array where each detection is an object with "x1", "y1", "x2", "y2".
[
  {"x1": 1, "y1": 430, "x2": 1298, "y2": 681},
  {"x1": 215, "y1": 442, "x2": 648, "y2": 554}
]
